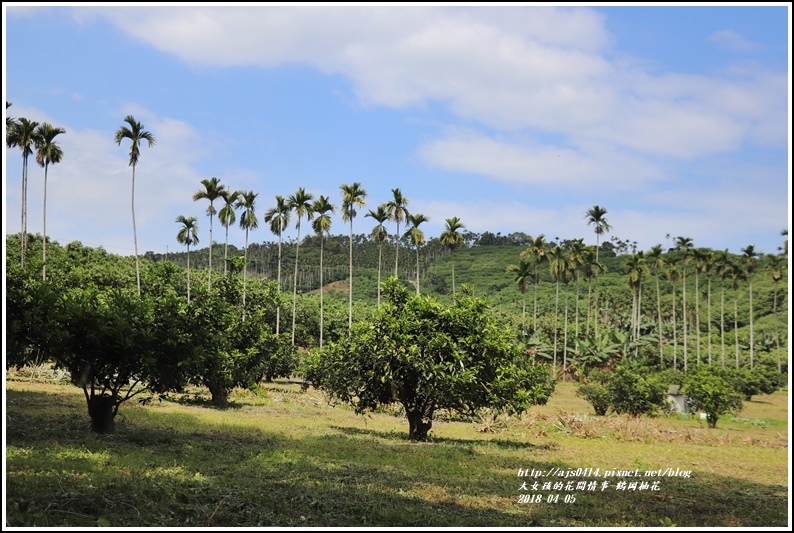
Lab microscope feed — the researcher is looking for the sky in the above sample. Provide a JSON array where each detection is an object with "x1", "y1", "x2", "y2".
[{"x1": 3, "y1": 4, "x2": 791, "y2": 258}]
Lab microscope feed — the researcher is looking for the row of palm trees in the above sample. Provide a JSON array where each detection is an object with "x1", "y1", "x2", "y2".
[
  {"x1": 6, "y1": 102, "x2": 66, "y2": 280},
  {"x1": 508, "y1": 230, "x2": 787, "y2": 373},
  {"x1": 176, "y1": 178, "x2": 471, "y2": 347}
]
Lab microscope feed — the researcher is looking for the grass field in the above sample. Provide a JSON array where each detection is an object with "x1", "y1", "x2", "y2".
[{"x1": 4, "y1": 373, "x2": 790, "y2": 527}]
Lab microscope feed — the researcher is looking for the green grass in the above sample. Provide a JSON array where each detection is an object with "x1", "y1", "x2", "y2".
[{"x1": 5, "y1": 376, "x2": 789, "y2": 527}]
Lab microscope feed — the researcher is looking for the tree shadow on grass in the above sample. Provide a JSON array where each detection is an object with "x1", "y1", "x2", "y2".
[
  {"x1": 6, "y1": 386, "x2": 788, "y2": 528},
  {"x1": 331, "y1": 425, "x2": 556, "y2": 450}
]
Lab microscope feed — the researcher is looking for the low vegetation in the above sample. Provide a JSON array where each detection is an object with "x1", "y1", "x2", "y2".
[{"x1": 6, "y1": 372, "x2": 787, "y2": 528}]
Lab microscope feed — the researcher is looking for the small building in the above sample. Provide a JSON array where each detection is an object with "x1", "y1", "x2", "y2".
[{"x1": 667, "y1": 384, "x2": 687, "y2": 413}]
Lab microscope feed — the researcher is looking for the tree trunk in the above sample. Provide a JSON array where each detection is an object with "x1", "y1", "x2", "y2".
[
  {"x1": 208, "y1": 382, "x2": 229, "y2": 408},
  {"x1": 87, "y1": 394, "x2": 117, "y2": 434},
  {"x1": 292, "y1": 222, "x2": 301, "y2": 346},
  {"x1": 42, "y1": 163, "x2": 49, "y2": 281},
  {"x1": 132, "y1": 163, "x2": 141, "y2": 297},
  {"x1": 406, "y1": 409, "x2": 433, "y2": 441},
  {"x1": 319, "y1": 235, "x2": 324, "y2": 348}
]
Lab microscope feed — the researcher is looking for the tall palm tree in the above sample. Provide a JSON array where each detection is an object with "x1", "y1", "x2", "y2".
[
  {"x1": 624, "y1": 252, "x2": 649, "y2": 356},
  {"x1": 675, "y1": 236, "x2": 694, "y2": 370},
  {"x1": 520, "y1": 234, "x2": 547, "y2": 332},
  {"x1": 580, "y1": 247, "x2": 604, "y2": 336},
  {"x1": 386, "y1": 188, "x2": 409, "y2": 277},
  {"x1": 193, "y1": 177, "x2": 227, "y2": 291},
  {"x1": 406, "y1": 213, "x2": 430, "y2": 295},
  {"x1": 547, "y1": 246, "x2": 568, "y2": 373},
  {"x1": 698, "y1": 249, "x2": 716, "y2": 365},
  {"x1": 312, "y1": 195, "x2": 335, "y2": 348},
  {"x1": 665, "y1": 256, "x2": 681, "y2": 370},
  {"x1": 692, "y1": 248, "x2": 711, "y2": 364},
  {"x1": 264, "y1": 195, "x2": 290, "y2": 334},
  {"x1": 175, "y1": 215, "x2": 199, "y2": 304},
  {"x1": 236, "y1": 190, "x2": 259, "y2": 318},
  {"x1": 724, "y1": 260, "x2": 746, "y2": 369},
  {"x1": 288, "y1": 188, "x2": 315, "y2": 346},
  {"x1": 365, "y1": 205, "x2": 390, "y2": 308},
  {"x1": 7, "y1": 117, "x2": 40, "y2": 267},
  {"x1": 647, "y1": 245, "x2": 666, "y2": 365},
  {"x1": 713, "y1": 249, "x2": 731, "y2": 368},
  {"x1": 764, "y1": 254, "x2": 785, "y2": 371},
  {"x1": 115, "y1": 115, "x2": 156, "y2": 297},
  {"x1": 506, "y1": 258, "x2": 532, "y2": 337},
  {"x1": 340, "y1": 182, "x2": 367, "y2": 334},
  {"x1": 585, "y1": 205, "x2": 611, "y2": 336},
  {"x1": 218, "y1": 190, "x2": 240, "y2": 276},
  {"x1": 741, "y1": 245, "x2": 761, "y2": 369},
  {"x1": 439, "y1": 217, "x2": 465, "y2": 297},
  {"x1": 34, "y1": 123, "x2": 66, "y2": 281}
]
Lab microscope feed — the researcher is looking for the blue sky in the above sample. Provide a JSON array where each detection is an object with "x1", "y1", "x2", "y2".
[{"x1": 3, "y1": 4, "x2": 790, "y2": 258}]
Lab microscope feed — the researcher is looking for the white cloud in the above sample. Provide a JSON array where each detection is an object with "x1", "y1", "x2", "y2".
[{"x1": 709, "y1": 30, "x2": 763, "y2": 53}]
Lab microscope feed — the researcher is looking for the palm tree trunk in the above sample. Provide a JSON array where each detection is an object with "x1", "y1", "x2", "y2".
[
  {"x1": 394, "y1": 221, "x2": 400, "y2": 277},
  {"x1": 348, "y1": 221, "x2": 353, "y2": 334},
  {"x1": 42, "y1": 163, "x2": 49, "y2": 281},
  {"x1": 377, "y1": 242, "x2": 382, "y2": 308},
  {"x1": 208, "y1": 212, "x2": 213, "y2": 290},
  {"x1": 720, "y1": 284, "x2": 725, "y2": 368},
  {"x1": 682, "y1": 268, "x2": 687, "y2": 372},
  {"x1": 292, "y1": 222, "x2": 301, "y2": 346},
  {"x1": 672, "y1": 284, "x2": 677, "y2": 371},
  {"x1": 319, "y1": 234, "x2": 324, "y2": 348},
  {"x1": 574, "y1": 274, "x2": 580, "y2": 340},
  {"x1": 656, "y1": 274, "x2": 663, "y2": 367},
  {"x1": 563, "y1": 283, "x2": 569, "y2": 376},
  {"x1": 533, "y1": 265, "x2": 539, "y2": 333},
  {"x1": 131, "y1": 164, "x2": 141, "y2": 297},
  {"x1": 276, "y1": 233, "x2": 282, "y2": 335},
  {"x1": 635, "y1": 282, "x2": 642, "y2": 358},
  {"x1": 451, "y1": 251, "x2": 456, "y2": 297},
  {"x1": 21, "y1": 154, "x2": 28, "y2": 267},
  {"x1": 707, "y1": 276, "x2": 712, "y2": 365},
  {"x1": 773, "y1": 283, "x2": 780, "y2": 371},
  {"x1": 553, "y1": 280, "x2": 559, "y2": 372},
  {"x1": 243, "y1": 228, "x2": 249, "y2": 320},
  {"x1": 187, "y1": 243, "x2": 191, "y2": 304},
  {"x1": 695, "y1": 271, "x2": 701, "y2": 364},
  {"x1": 734, "y1": 293, "x2": 739, "y2": 369},
  {"x1": 748, "y1": 278, "x2": 754, "y2": 369},
  {"x1": 415, "y1": 243, "x2": 420, "y2": 295},
  {"x1": 223, "y1": 225, "x2": 229, "y2": 276}
]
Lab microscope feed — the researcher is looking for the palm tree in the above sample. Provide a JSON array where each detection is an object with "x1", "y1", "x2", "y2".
[
  {"x1": 579, "y1": 247, "x2": 604, "y2": 336},
  {"x1": 7, "y1": 117, "x2": 40, "y2": 267},
  {"x1": 218, "y1": 190, "x2": 240, "y2": 276},
  {"x1": 115, "y1": 115, "x2": 156, "y2": 297},
  {"x1": 585, "y1": 205, "x2": 611, "y2": 336},
  {"x1": 406, "y1": 213, "x2": 430, "y2": 295},
  {"x1": 193, "y1": 177, "x2": 227, "y2": 291},
  {"x1": 175, "y1": 215, "x2": 199, "y2": 303},
  {"x1": 519, "y1": 234, "x2": 547, "y2": 332},
  {"x1": 697, "y1": 249, "x2": 716, "y2": 365},
  {"x1": 506, "y1": 258, "x2": 533, "y2": 337},
  {"x1": 340, "y1": 182, "x2": 367, "y2": 334},
  {"x1": 386, "y1": 188, "x2": 409, "y2": 277},
  {"x1": 547, "y1": 246, "x2": 568, "y2": 373},
  {"x1": 439, "y1": 217, "x2": 465, "y2": 297},
  {"x1": 312, "y1": 195, "x2": 335, "y2": 348},
  {"x1": 34, "y1": 123, "x2": 66, "y2": 281},
  {"x1": 647, "y1": 245, "x2": 666, "y2": 365},
  {"x1": 624, "y1": 252, "x2": 649, "y2": 356},
  {"x1": 288, "y1": 188, "x2": 315, "y2": 345},
  {"x1": 741, "y1": 245, "x2": 761, "y2": 369},
  {"x1": 724, "y1": 260, "x2": 746, "y2": 369},
  {"x1": 692, "y1": 248, "x2": 711, "y2": 364},
  {"x1": 365, "y1": 205, "x2": 390, "y2": 308},
  {"x1": 264, "y1": 195, "x2": 290, "y2": 334},
  {"x1": 675, "y1": 237, "x2": 694, "y2": 370},
  {"x1": 764, "y1": 254, "x2": 785, "y2": 371},
  {"x1": 713, "y1": 249, "x2": 731, "y2": 368},
  {"x1": 236, "y1": 190, "x2": 259, "y2": 318},
  {"x1": 666, "y1": 256, "x2": 681, "y2": 370}
]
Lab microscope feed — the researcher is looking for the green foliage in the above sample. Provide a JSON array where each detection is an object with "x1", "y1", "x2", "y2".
[
  {"x1": 575, "y1": 370, "x2": 612, "y2": 416},
  {"x1": 306, "y1": 277, "x2": 556, "y2": 439},
  {"x1": 683, "y1": 366, "x2": 744, "y2": 428},
  {"x1": 608, "y1": 366, "x2": 670, "y2": 417}
]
